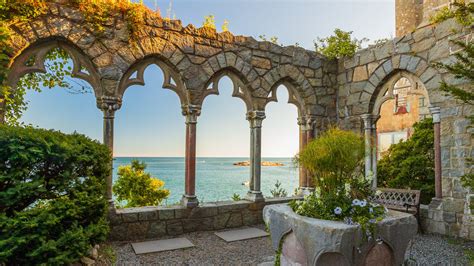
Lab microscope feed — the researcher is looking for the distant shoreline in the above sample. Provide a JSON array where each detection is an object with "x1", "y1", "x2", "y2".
[{"x1": 233, "y1": 161, "x2": 284, "y2": 167}]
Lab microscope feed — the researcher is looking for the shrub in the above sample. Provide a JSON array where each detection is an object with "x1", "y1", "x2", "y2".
[
  {"x1": 0, "y1": 125, "x2": 111, "y2": 265},
  {"x1": 378, "y1": 119, "x2": 435, "y2": 204},
  {"x1": 292, "y1": 128, "x2": 386, "y2": 239},
  {"x1": 270, "y1": 180, "x2": 288, "y2": 198},
  {"x1": 297, "y1": 127, "x2": 366, "y2": 196},
  {"x1": 113, "y1": 160, "x2": 170, "y2": 208},
  {"x1": 231, "y1": 193, "x2": 241, "y2": 201},
  {"x1": 314, "y1": 28, "x2": 367, "y2": 59}
]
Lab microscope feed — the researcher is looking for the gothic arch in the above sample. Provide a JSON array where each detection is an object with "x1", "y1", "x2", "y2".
[
  {"x1": 201, "y1": 67, "x2": 254, "y2": 111},
  {"x1": 367, "y1": 55, "x2": 442, "y2": 115},
  {"x1": 264, "y1": 78, "x2": 307, "y2": 117},
  {"x1": 117, "y1": 55, "x2": 188, "y2": 105},
  {"x1": 7, "y1": 38, "x2": 102, "y2": 98}
]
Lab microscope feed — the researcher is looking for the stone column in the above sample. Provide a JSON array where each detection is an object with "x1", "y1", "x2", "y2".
[
  {"x1": 361, "y1": 114, "x2": 380, "y2": 188},
  {"x1": 305, "y1": 116, "x2": 316, "y2": 189},
  {"x1": 0, "y1": 100, "x2": 5, "y2": 124},
  {"x1": 182, "y1": 105, "x2": 201, "y2": 208},
  {"x1": 98, "y1": 97, "x2": 121, "y2": 206},
  {"x1": 430, "y1": 106, "x2": 442, "y2": 199},
  {"x1": 297, "y1": 116, "x2": 309, "y2": 192},
  {"x1": 246, "y1": 110, "x2": 266, "y2": 202}
]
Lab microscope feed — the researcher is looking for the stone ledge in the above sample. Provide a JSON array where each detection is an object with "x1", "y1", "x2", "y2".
[{"x1": 109, "y1": 197, "x2": 301, "y2": 241}]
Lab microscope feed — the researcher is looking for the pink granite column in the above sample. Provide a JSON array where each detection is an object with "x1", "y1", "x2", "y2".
[
  {"x1": 430, "y1": 106, "x2": 442, "y2": 198},
  {"x1": 305, "y1": 117, "x2": 315, "y2": 189},
  {"x1": 182, "y1": 105, "x2": 200, "y2": 208}
]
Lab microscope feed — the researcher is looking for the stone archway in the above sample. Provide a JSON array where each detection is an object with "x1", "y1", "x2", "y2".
[{"x1": 362, "y1": 56, "x2": 442, "y2": 198}]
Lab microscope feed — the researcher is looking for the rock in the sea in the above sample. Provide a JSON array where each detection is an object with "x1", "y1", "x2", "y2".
[{"x1": 234, "y1": 161, "x2": 284, "y2": 166}]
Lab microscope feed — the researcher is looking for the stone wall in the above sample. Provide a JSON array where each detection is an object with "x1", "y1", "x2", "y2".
[
  {"x1": 108, "y1": 198, "x2": 297, "y2": 241},
  {"x1": 337, "y1": 18, "x2": 473, "y2": 239}
]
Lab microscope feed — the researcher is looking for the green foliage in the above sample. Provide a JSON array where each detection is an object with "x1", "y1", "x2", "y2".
[
  {"x1": 258, "y1": 35, "x2": 280, "y2": 45},
  {"x1": 431, "y1": 1, "x2": 474, "y2": 26},
  {"x1": 378, "y1": 119, "x2": 435, "y2": 204},
  {"x1": 292, "y1": 128, "x2": 385, "y2": 240},
  {"x1": 6, "y1": 48, "x2": 92, "y2": 125},
  {"x1": 270, "y1": 180, "x2": 288, "y2": 198},
  {"x1": 296, "y1": 127, "x2": 366, "y2": 197},
  {"x1": 202, "y1": 14, "x2": 216, "y2": 29},
  {"x1": 314, "y1": 29, "x2": 366, "y2": 59},
  {"x1": 434, "y1": 40, "x2": 474, "y2": 105},
  {"x1": 113, "y1": 160, "x2": 170, "y2": 208},
  {"x1": 0, "y1": 125, "x2": 111, "y2": 264},
  {"x1": 231, "y1": 193, "x2": 241, "y2": 201}
]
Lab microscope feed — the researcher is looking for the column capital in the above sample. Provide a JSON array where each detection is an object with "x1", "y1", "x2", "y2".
[
  {"x1": 298, "y1": 114, "x2": 317, "y2": 131},
  {"x1": 247, "y1": 110, "x2": 266, "y2": 128},
  {"x1": 429, "y1": 106, "x2": 441, "y2": 123},
  {"x1": 98, "y1": 96, "x2": 122, "y2": 119},
  {"x1": 182, "y1": 104, "x2": 201, "y2": 124},
  {"x1": 361, "y1": 114, "x2": 380, "y2": 129}
]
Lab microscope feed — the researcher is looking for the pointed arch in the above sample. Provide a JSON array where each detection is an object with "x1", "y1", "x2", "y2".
[
  {"x1": 200, "y1": 67, "x2": 254, "y2": 111},
  {"x1": 117, "y1": 55, "x2": 188, "y2": 106},
  {"x1": 367, "y1": 55, "x2": 442, "y2": 115},
  {"x1": 7, "y1": 38, "x2": 102, "y2": 98}
]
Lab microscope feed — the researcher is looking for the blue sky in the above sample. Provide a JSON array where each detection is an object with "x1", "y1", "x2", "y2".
[{"x1": 20, "y1": 0, "x2": 395, "y2": 157}]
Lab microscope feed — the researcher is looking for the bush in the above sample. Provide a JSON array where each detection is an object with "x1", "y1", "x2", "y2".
[
  {"x1": 113, "y1": 160, "x2": 170, "y2": 208},
  {"x1": 292, "y1": 128, "x2": 386, "y2": 239},
  {"x1": 297, "y1": 127, "x2": 367, "y2": 196},
  {"x1": 0, "y1": 125, "x2": 111, "y2": 265},
  {"x1": 377, "y1": 118, "x2": 435, "y2": 204}
]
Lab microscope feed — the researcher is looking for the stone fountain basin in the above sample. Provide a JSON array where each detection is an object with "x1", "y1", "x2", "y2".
[{"x1": 263, "y1": 204, "x2": 417, "y2": 266}]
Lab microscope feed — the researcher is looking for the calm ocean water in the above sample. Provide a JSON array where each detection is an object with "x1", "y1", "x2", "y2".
[{"x1": 113, "y1": 157, "x2": 298, "y2": 204}]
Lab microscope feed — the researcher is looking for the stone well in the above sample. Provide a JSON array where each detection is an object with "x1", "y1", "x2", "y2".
[{"x1": 263, "y1": 204, "x2": 417, "y2": 265}]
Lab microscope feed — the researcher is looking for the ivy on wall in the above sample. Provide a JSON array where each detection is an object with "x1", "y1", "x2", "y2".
[{"x1": 0, "y1": 0, "x2": 160, "y2": 125}]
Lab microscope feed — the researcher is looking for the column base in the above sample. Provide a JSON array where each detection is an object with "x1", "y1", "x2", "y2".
[
  {"x1": 181, "y1": 194, "x2": 199, "y2": 208},
  {"x1": 108, "y1": 199, "x2": 115, "y2": 209},
  {"x1": 429, "y1": 197, "x2": 443, "y2": 209},
  {"x1": 297, "y1": 187, "x2": 314, "y2": 196},
  {"x1": 246, "y1": 191, "x2": 265, "y2": 202}
]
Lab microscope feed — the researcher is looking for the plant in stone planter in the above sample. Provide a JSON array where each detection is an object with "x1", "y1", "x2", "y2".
[
  {"x1": 264, "y1": 128, "x2": 417, "y2": 265},
  {"x1": 291, "y1": 127, "x2": 386, "y2": 239}
]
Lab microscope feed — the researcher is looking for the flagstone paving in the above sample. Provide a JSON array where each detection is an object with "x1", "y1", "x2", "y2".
[{"x1": 110, "y1": 225, "x2": 474, "y2": 265}]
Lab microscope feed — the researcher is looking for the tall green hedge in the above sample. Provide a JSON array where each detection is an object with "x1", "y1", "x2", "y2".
[
  {"x1": 377, "y1": 119, "x2": 435, "y2": 204},
  {"x1": 0, "y1": 126, "x2": 111, "y2": 264}
]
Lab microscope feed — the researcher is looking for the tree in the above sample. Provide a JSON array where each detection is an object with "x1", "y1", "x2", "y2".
[
  {"x1": 377, "y1": 119, "x2": 435, "y2": 204},
  {"x1": 113, "y1": 160, "x2": 170, "y2": 208},
  {"x1": 314, "y1": 28, "x2": 367, "y2": 60}
]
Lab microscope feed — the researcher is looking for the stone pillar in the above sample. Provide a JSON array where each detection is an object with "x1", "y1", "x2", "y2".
[
  {"x1": 430, "y1": 106, "x2": 442, "y2": 199},
  {"x1": 297, "y1": 116, "x2": 309, "y2": 192},
  {"x1": 246, "y1": 110, "x2": 266, "y2": 202},
  {"x1": 361, "y1": 114, "x2": 380, "y2": 188},
  {"x1": 0, "y1": 100, "x2": 5, "y2": 124},
  {"x1": 305, "y1": 116, "x2": 316, "y2": 189},
  {"x1": 182, "y1": 105, "x2": 201, "y2": 208},
  {"x1": 98, "y1": 97, "x2": 121, "y2": 206}
]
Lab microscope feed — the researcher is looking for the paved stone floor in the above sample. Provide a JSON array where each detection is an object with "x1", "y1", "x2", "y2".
[{"x1": 109, "y1": 225, "x2": 474, "y2": 265}]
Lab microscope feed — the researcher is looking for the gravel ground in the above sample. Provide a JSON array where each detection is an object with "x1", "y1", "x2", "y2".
[
  {"x1": 111, "y1": 225, "x2": 275, "y2": 265},
  {"x1": 109, "y1": 227, "x2": 474, "y2": 266},
  {"x1": 405, "y1": 234, "x2": 473, "y2": 266}
]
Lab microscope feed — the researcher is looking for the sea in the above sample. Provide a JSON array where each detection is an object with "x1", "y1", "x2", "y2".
[{"x1": 113, "y1": 157, "x2": 299, "y2": 204}]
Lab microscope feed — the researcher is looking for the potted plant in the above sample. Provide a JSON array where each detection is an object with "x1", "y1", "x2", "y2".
[{"x1": 263, "y1": 128, "x2": 417, "y2": 265}]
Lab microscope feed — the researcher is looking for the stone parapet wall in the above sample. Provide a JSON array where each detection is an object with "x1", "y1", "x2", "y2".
[{"x1": 108, "y1": 197, "x2": 298, "y2": 241}]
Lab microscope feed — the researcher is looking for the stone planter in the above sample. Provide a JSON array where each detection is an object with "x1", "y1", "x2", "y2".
[{"x1": 263, "y1": 204, "x2": 417, "y2": 265}]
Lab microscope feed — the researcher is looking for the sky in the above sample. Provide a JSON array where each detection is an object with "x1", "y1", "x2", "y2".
[{"x1": 20, "y1": 0, "x2": 395, "y2": 157}]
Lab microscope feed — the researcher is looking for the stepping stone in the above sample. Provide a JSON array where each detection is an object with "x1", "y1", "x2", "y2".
[
  {"x1": 214, "y1": 227, "x2": 269, "y2": 242},
  {"x1": 131, "y1": 238, "x2": 194, "y2": 254}
]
